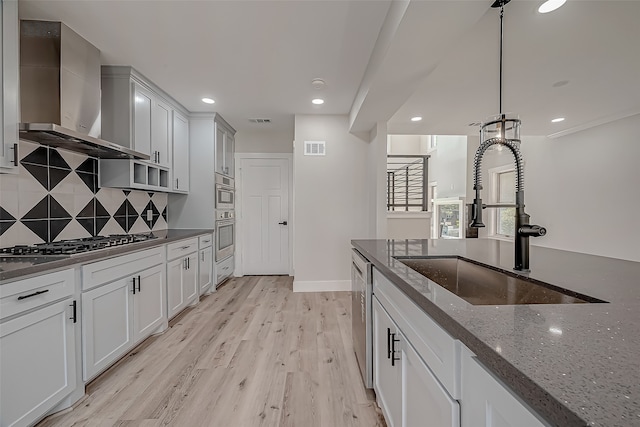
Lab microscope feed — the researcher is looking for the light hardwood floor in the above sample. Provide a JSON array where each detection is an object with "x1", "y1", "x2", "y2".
[{"x1": 38, "y1": 276, "x2": 386, "y2": 427}]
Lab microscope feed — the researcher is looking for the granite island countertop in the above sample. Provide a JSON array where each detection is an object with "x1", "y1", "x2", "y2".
[
  {"x1": 0, "y1": 229, "x2": 214, "y2": 282},
  {"x1": 351, "y1": 238, "x2": 640, "y2": 427}
]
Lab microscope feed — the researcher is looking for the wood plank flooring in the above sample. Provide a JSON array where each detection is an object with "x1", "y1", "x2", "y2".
[{"x1": 38, "y1": 276, "x2": 385, "y2": 427}]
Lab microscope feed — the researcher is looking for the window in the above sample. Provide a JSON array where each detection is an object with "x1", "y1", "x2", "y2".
[{"x1": 495, "y1": 170, "x2": 516, "y2": 237}]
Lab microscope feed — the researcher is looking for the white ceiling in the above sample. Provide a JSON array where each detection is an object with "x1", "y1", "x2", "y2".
[
  {"x1": 18, "y1": 0, "x2": 640, "y2": 137},
  {"x1": 388, "y1": 0, "x2": 640, "y2": 136}
]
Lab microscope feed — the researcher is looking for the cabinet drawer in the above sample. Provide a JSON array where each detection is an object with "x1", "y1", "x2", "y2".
[
  {"x1": 0, "y1": 269, "x2": 75, "y2": 321},
  {"x1": 216, "y1": 256, "x2": 234, "y2": 284},
  {"x1": 198, "y1": 233, "x2": 213, "y2": 249},
  {"x1": 373, "y1": 269, "x2": 460, "y2": 399},
  {"x1": 82, "y1": 247, "x2": 165, "y2": 291},
  {"x1": 167, "y1": 238, "x2": 198, "y2": 261}
]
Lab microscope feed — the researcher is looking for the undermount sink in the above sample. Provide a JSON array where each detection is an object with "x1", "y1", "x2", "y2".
[{"x1": 395, "y1": 257, "x2": 607, "y2": 306}]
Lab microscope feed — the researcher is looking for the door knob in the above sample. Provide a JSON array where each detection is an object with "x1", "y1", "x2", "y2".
[{"x1": 278, "y1": 221, "x2": 288, "y2": 225}]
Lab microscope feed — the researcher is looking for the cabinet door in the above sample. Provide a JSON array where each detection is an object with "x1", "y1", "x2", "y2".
[
  {"x1": 132, "y1": 264, "x2": 165, "y2": 344},
  {"x1": 461, "y1": 349, "x2": 545, "y2": 427},
  {"x1": 215, "y1": 125, "x2": 225, "y2": 175},
  {"x1": 224, "y1": 132, "x2": 234, "y2": 177},
  {"x1": 82, "y1": 278, "x2": 133, "y2": 381},
  {"x1": 172, "y1": 110, "x2": 189, "y2": 192},
  {"x1": 402, "y1": 336, "x2": 460, "y2": 427},
  {"x1": 152, "y1": 98, "x2": 171, "y2": 168},
  {"x1": 0, "y1": 298, "x2": 77, "y2": 427},
  {"x1": 373, "y1": 297, "x2": 402, "y2": 427},
  {"x1": 184, "y1": 253, "x2": 199, "y2": 304},
  {"x1": 1, "y1": 0, "x2": 19, "y2": 173},
  {"x1": 199, "y1": 247, "x2": 213, "y2": 295},
  {"x1": 132, "y1": 82, "x2": 153, "y2": 156},
  {"x1": 167, "y1": 257, "x2": 185, "y2": 319}
]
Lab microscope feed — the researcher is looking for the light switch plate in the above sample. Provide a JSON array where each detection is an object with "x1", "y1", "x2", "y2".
[{"x1": 147, "y1": 209, "x2": 153, "y2": 221}]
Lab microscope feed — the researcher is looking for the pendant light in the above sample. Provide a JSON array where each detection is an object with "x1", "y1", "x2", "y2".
[{"x1": 480, "y1": 0, "x2": 521, "y2": 147}]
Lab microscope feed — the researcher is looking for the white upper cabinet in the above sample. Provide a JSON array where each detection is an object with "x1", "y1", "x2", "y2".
[
  {"x1": 101, "y1": 66, "x2": 190, "y2": 193},
  {"x1": 172, "y1": 110, "x2": 189, "y2": 192},
  {"x1": 1, "y1": 0, "x2": 19, "y2": 174},
  {"x1": 151, "y1": 97, "x2": 171, "y2": 168},
  {"x1": 132, "y1": 81, "x2": 153, "y2": 157},
  {"x1": 214, "y1": 120, "x2": 236, "y2": 178}
]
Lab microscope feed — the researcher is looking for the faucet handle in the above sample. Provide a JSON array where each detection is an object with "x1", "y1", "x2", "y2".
[{"x1": 519, "y1": 224, "x2": 546, "y2": 237}]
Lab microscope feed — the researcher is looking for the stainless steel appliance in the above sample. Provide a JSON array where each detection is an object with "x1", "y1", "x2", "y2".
[
  {"x1": 352, "y1": 248, "x2": 373, "y2": 388},
  {"x1": 215, "y1": 173, "x2": 235, "y2": 210},
  {"x1": 215, "y1": 211, "x2": 235, "y2": 262},
  {"x1": 18, "y1": 20, "x2": 147, "y2": 160}
]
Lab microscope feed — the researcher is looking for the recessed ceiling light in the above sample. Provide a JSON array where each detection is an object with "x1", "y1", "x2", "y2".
[
  {"x1": 311, "y1": 78, "x2": 326, "y2": 90},
  {"x1": 538, "y1": 0, "x2": 566, "y2": 14},
  {"x1": 202, "y1": 97, "x2": 215, "y2": 104},
  {"x1": 411, "y1": 116, "x2": 423, "y2": 122},
  {"x1": 312, "y1": 98, "x2": 324, "y2": 105},
  {"x1": 551, "y1": 117, "x2": 565, "y2": 123}
]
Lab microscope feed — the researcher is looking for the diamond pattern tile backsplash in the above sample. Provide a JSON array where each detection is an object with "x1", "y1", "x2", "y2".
[{"x1": 0, "y1": 141, "x2": 168, "y2": 247}]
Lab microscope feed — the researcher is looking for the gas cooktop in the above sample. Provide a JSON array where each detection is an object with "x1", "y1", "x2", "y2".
[{"x1": 0, "y1": 233, "x2": 158, "y2": 256}]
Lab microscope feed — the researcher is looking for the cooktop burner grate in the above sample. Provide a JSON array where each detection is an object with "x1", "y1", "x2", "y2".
[{"x1": 0, "y1": 233, "x2": 158, "y2": 255}]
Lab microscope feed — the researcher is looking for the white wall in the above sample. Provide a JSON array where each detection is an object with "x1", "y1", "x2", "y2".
[
  {"x1": 293, "y1": 115, "x2": 371, "y2": 291},
  {"x1": 430, "y1": 135, "x2": 467, "y2": 199},
  {"x1": 467, "y1": 114, "x2": 640, "y2": 262},
  {"x1": 235, "y1": 129, "x2": 293, "y2": 153},
  {"x1": 368, "y1": 122, "x2": 389, "y2": 238}
]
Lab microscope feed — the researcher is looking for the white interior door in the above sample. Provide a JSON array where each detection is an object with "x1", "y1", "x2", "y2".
[{"x1": 240, "y1": 157, "x2": 290, "y2": 275}]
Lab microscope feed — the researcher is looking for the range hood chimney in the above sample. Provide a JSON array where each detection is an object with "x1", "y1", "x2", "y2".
[{"x1": 19, "y1": 20, "x2": 148, "y2": 160}]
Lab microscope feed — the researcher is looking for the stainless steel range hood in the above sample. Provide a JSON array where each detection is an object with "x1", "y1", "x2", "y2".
[{"x1": 19, "y1": 20, "x2": 149, "y2": 160}]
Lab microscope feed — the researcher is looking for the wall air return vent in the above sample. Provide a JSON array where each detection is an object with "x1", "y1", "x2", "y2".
[
  {"x1": 304, "y1": 141, "x2": 326, "y2": 156},
  {"x1": 248, "y1": 118, "x2": 272, "y2": 124}
]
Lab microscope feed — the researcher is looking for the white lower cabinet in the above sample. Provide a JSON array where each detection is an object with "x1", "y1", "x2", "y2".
[
  {"x1": 373, "y1": 298, "x2": 403, "y2": 427},
  {"x1": 374, "y1": 297, "x2": 460, "y2": 427},
  {"x1": 132, "y1": 264, "x2": 166, "y2": 344},
  {"x1": 82, "y1": 277, "x2": 132, "y2": 381},
  {"x1": 403, "y1": 336, "x2": 460, "y2": 427},
  {"x1": 167, "y1": 238, "x2": 199, "y2": 319},
  {"x1": 167, "y1": 254, "x2": 197, "y2": 319},
  {"x1": 0, "y1": 269, "x2": 77, "y2": 427},
  {"x1": 82, "y1": 249, "x2": 167, "y2": 382},
  {"x1": 461, "y1": 347, "x2": 546, "y2": 427},
  {"x1": 199, "y1": 246, "x2": 213, "y2": 295}
]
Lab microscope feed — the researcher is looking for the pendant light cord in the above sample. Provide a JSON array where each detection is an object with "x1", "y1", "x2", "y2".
[{"x1": 499, "y1": 3, "x2": 504, "y2": 115}]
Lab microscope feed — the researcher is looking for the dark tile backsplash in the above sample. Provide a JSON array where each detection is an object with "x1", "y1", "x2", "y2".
[{"x1": 0, "y1": 141, "x2": 168, "y2": 247}]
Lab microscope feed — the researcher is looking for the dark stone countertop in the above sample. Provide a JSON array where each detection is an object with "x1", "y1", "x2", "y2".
[
  {"x1": 351, "y1": 238, "x2": 640, "y2": 427},
  {"x1": 0, "y1": 229, "x2": 214, "y2": 282}
]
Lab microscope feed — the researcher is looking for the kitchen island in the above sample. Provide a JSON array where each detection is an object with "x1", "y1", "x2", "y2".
[{"x1": 352, "y1": 238, "x2": 640, "y2": 427}]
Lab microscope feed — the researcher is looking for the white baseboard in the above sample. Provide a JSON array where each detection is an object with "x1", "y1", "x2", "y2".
[{"x1": 293, "y1": 280, "x2": 351, "y2": 293}]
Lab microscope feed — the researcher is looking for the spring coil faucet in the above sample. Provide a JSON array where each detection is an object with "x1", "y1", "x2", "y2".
[{"x1": 469, "y1": 118, "x2": 546, "y2": 271}]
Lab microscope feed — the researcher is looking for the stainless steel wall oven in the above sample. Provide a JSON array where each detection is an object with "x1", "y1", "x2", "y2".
[
  {"x1": 215, "y1": 173, "x2": 235, "y2": 210},
  {"x1": 215, "y1": 210, "x2": 235, "y2": 262}
]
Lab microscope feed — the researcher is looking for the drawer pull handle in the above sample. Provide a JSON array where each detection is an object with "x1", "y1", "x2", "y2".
[
  {"x1": 137, "y1": 275, "x2": 141, "y2": 292},
  {"x1": 17, "y1": 289, "x2": 49, "y2": 300},
  {"x1": 70, "y1": 300, "x2": 77, "y2": 323},
  {"x1": 391, "y1": 333, "x2": 400, "y2": 367},
  {"x1": 13, "y1": 143, "x2": 19, "y2": 166},
  {"x1": 180, "y1": 246, "x2": 191, "y2": 250}
]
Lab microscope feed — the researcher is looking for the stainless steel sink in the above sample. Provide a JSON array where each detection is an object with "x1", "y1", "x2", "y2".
[{"x1": 395, "y1": 257, "x2": 606, "y2": 305}]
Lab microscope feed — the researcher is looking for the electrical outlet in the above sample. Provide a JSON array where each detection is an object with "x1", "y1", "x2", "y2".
[{"x1": 147, "y1": 209, "x2": 153, "y2": 221}]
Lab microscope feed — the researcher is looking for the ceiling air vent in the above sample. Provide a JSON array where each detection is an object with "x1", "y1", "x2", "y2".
[
  {"x1": 248, "y1": 118, "x2": 272, "y2": 124},
  {"x1": 468, "y1": 122, "x2": 482, "y2": 127},
  {"x1": 304, "y1": 141, "x2": 326, "y2": 156}
]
